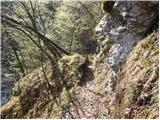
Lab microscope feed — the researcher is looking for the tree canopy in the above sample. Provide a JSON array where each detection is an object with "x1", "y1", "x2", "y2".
[{"x1": 1, "y1": 0, "x2": 102, "y2": 76}]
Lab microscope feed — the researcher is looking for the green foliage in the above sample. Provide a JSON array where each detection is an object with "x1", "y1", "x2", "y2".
[
  {"x1": 1, "y1": 1, "x2": 61, "y2": 75},
  {"x1": 142, "y1": 59, "x2": 150, "y2": 68},
  {"x1": 7, "y1": 28, "x2": 42, "y2": 74},
  {"x1": 52, "y1": 1, "x2": 100, "y2": 54},
  {"x1": 2, "y1": 1, "x2": 102, "y2": 77}
]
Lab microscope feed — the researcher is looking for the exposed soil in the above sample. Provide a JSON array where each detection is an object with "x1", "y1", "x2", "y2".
[{"x1": 62, "y1": 60, "x2": 110, "y2": 119}]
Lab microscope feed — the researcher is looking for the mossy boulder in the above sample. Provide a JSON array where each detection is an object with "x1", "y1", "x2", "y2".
[{"x1": 58, "y1": 54, "x2": 87, "y2": 87}]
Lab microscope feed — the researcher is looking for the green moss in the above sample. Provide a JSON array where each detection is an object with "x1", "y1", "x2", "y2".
[
  {"x1": 45, "y1": 101, "x2": 62, "y2": 118},
  {"x1": 119, "y1": 89, "x2": 133, "y2": 110},
  {"x1": 152, "y1": 46, "x2": 159, "y2": 53},
  {"x1": 58, "y1": 54, "x2": 86, "y2": 87},
  {"x1": 99, "y1": 35, "x2": 106, "y2": 41},
  {"x1": 2, "y1": 54, "x2": 86, "y2": 118},
  {"x1": 59, "y1": 87, "x2": 71, "y2": 107},
  {"x1": 142, "y1": 59, "x2": 150, "y2": 69}
]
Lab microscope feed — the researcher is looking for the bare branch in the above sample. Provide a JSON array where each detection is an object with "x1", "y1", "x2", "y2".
[
  {"x1": 78, "y1": 1, "x2": 98, "y2": 24},
  {"x1": 2, "y1": 15, "x2": 70, "y2": 55}
]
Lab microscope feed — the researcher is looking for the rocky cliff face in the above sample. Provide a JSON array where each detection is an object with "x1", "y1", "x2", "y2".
[
  {"x1": 0, "y1": 1, "x2": 159, "y2": 119},
  {"x1": 115, "y1": 32, "x2": 159, "y2": 119},
  {"x1": 94, "y1": 1, "x2": 159, "y2": 118}
]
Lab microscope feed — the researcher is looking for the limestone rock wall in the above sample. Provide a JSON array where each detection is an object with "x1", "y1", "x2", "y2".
[
  {"x1": 114, "y1": 32, "x2": 159, "y2": 119},
  {"x1": 94, "y1": 1, "x2": 159, "y2": 118}
]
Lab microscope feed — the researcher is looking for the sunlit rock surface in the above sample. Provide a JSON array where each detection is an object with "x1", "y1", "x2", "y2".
[{"x1": 95, "y1": 0, "x2": 158, "y2": 100}]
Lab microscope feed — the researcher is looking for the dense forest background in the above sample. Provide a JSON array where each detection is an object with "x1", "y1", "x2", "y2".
[{"x1": 1, "y1": 1, "x2": 101, "y2": 77}]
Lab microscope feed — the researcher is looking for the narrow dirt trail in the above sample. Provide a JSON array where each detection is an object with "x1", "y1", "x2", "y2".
[{"x1": 62, "y1": 60, "x2": 109, "y2": 119}]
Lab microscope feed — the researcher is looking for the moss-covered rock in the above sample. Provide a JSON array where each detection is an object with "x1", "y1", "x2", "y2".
[
  {"x1": 58, "y1": 54, "x2": 86, "y2": 87},
  {"x1": 0, "y1": 54, "x2": 87, "y2": 118}
]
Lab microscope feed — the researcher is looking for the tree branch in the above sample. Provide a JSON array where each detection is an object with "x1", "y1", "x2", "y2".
[
  {"x1": 2, "y1": 15, "x2": 70, "y2": 55},
  {"x1": 78, "y1": 1, "x2": 98, "y2": 24}
]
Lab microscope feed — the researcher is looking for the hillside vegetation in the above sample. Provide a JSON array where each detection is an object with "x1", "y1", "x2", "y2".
[{"x1": 1, "y1": 1, "x2": 159, "y2": 119}]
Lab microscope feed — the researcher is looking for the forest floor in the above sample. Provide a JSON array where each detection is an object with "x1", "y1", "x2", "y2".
[{"x1": 62, "y1": 60, "x2": 109, "y2": 119}]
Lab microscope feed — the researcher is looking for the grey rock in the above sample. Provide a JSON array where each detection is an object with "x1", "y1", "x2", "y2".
[{"x1": 95, "y1": 1, "x2": 158, "y2": 116}]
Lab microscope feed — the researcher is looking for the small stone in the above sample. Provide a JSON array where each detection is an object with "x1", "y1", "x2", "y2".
[
  {"x1": 143, "y1": 50, "x2": 150, "y2": 58},
  {"x1": 124, "y1": 107, "x2": 133, "y2": 119},
  {"x1": 137, "y1": 93, "x2": 150, "y2": 106}
]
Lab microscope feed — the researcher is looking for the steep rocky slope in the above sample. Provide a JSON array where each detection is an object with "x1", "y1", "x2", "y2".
[
  {"x1": 92, "y1": 1, "x2": 159, "y2": 118},
  {"x1": 115, "y1": 32, "x2": 159, "y2": 119},
  {"x1": 0, "y1": 55, "x2": 87, "y2": 118},
  {"x1": 1, "y1": 1, "x2": 159, "y2": 119}
]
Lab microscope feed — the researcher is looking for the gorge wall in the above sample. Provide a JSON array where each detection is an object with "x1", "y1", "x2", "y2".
[
  {"x1": 0, "y1": 1, "x2": 159, "y2": 119},
  {"x1": 93, "y1": 1, "x2": 159, "y2": 118}
]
